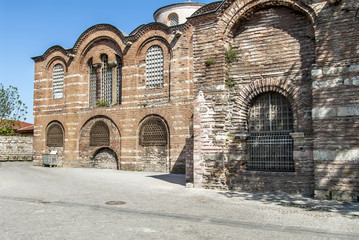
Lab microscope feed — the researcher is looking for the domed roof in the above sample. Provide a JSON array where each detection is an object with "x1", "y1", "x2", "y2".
[{"x1": 153, "y1": 1, "x2": 205, "y2": 26}]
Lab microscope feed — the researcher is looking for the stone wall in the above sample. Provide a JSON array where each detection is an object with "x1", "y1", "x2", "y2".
[
  {"x1": 189, "y1": 0, "x2": 359, "y2": 200},
  {"x1": 0, "y1": 136, "x2": 33, "y2": 161}
]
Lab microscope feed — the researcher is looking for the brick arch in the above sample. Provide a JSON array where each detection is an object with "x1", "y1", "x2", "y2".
[
  {"x1": 234, "y1": 79, "x2": 299, "y2": 129},
  {"x1": 79, "y1": 36, "x2": 123, "y2": 65},
  {"x1": 73, "y1": 24, "x2": 127, "y2": 53},
  {"x1": 46, "y1": 56, "x2": 68, "y2": 73},
  {"x1": 79, "y1": 115, "x2": 121, "y2": 168},
  {"x1": 46, "y1": 121, "x2": 65, "y2": 147},
  {"x1": 138, "y1": 114, "x2": 170, "y2": 145},
  {"x1": 136, "y1": 36, "x2": 172, "y2": 56},
  {"x1": 220, "y1": 0, "x2": 316, "y2": 39},
  {"x1": 137, "y1": 114, "x2": 170, "y2": 173}
]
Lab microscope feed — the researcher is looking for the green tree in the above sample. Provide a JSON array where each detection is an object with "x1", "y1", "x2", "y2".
[{"x1": 0, "y1": 83, "x2": 28, "y2": 136}]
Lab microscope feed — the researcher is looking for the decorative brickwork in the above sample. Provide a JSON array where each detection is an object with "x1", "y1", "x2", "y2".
[{"x1": 33, "y1": 0, "x2": 359, "y2": 201}]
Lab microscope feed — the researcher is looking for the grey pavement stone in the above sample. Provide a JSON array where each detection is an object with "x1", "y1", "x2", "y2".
[{"x1": 0, "y1": 162, "x2": 358, "y2": 240}]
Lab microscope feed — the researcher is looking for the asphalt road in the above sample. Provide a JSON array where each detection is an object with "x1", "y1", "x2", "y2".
[{"x1": 0, "y1": 162, "x2": 358, "y2": 240}]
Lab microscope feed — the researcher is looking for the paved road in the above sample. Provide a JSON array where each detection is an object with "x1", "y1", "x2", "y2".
[{"x1": 0, "y1": 162, "x2": 358, "y2": 240}]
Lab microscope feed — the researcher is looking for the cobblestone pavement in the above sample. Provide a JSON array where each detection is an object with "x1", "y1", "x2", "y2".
[{"x1": 0, "y1": 162, "x2": 358, "y2": 240}]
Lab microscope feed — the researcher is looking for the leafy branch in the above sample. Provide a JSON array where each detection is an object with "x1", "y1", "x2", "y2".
[{"x1": 0, "y1": 83, "x2": 28, "y2": 136}]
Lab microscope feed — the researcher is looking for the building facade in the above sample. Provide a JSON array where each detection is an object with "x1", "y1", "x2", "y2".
[{"x1": 33, "y1": 0, "x2": 359, "y2": 201}]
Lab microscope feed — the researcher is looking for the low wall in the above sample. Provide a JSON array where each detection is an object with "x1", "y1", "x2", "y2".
[{"x1": 0, "y1": 136, "x2": 33, "y2": 161}]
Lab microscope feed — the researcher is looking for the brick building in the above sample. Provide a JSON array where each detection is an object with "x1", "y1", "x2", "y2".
[{"x1": 33, "y1": 0, "x2": 359, "y2": 201}]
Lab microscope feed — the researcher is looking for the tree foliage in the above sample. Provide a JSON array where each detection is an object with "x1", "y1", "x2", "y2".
[{"x1": 0, "y1": 83, "x2": 28, "y2": 136}]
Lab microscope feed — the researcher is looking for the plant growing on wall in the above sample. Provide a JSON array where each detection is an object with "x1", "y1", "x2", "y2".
[
  {"x1": 225, "y1": 45, "x2": 237, "y2": 64},
  {"x1": 205, "y1": 59, "x2": 215, "y2": 67},
  {"x1": 96, "y1": 100, "x2": 109, "y2": 107},
  {"x1": 0, "y1": 83, "x2": 28, "y2": 136},
  {"x1": 225, "y1": 45, "x2": 237, "y2": 88}
]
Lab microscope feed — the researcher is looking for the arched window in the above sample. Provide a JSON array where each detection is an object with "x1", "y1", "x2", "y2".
[
  {"x1": 90, "y1": 121, "x2": 110, "y2": 146},
  {"x1": 116, "y1": 56, "x2": 122, "y2": 104},
  {"x1": 53, "y1": 64, "x2": 64, "y2": 99},
  {"x1": 169, "y1": 13, "x2": 179, "y2": 26},
  {"x1": 146, "y1": 46, "x2": 164, "y2": 88},
  {"x1": 247, "y1": 92, "x2": 294, "y2": 172},
  {"x1": 47, "y1": 122, "x2": 64, "y2": 147},
  {"x1": 89, "y1": 60, "x2": 98, "y2": 108},
  {"x1": 89, "y1": 55, "x2": 122, "y2": 107},
  {"x1": 101, "y1": 55, "x2": 113, "y2": 105},
  {"x1": 140, "y1": 118, "x2": 167, "y2": 146}
]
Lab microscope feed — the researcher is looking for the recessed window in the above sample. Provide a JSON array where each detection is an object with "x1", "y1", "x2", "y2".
[
  {"x1": 53, "y1": 64, "x2": 64, "y2": 99},
  {"x1": 47, "y1": 123, "x2": 64, "y2": 147},
  {"x1": 101, "y1": 55, "x2": 113, "y2": 105},
  {"x1": 89, "y1": 55, "x2": 122, "y2": 107},
  {"x1": 247, "y1": 92, "x2": 294, "y2": 172},
  {"x1": 169, "y1": 13, "x2": 179, "y2": 26},
  {"x1": 140, "y1": 118, "x2": 167, "y2": 146},
  {"x1": 146, "y1": 46, "x2": 164, "y2": 88},
  {"x1": 90, "y1": 121, "x2": 110, "y2": 146}
]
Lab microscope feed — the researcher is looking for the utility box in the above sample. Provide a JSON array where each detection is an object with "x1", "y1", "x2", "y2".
[{"x1": 42, "y1": 154, "x2": 57, "y2": 167}]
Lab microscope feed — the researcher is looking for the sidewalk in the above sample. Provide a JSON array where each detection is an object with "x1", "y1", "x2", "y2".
[{"x1": 0, "y1": 162, "x2": 358, "y2": 239}]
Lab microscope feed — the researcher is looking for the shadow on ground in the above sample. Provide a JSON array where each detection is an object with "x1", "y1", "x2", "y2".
[
  {"x1": 148, "y1": 174, "x2": 186, "y2": 186},
  {"x1": 218, "y1": 191, "x2": 359, "y2": 219}
]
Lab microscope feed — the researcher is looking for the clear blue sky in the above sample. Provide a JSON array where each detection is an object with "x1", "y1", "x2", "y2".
[{"x1": 0, "y1": 0, "x2": 213, "y2": 123}]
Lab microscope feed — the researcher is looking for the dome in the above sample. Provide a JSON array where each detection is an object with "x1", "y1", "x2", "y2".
[{"x1": 153, "y1": 1, "x2": 205, "y2": 26}]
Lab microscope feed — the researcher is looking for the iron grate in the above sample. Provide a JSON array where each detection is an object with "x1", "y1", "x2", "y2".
[
  {"x1": 140, "y1": 119, "x2": 167, "y2": 146},
  {"x1": 247, "y1": 92, "x2": 294, "y2": 172},
  {"x1": 90, "y1": 122, "x2": 110, "y2": 146}
]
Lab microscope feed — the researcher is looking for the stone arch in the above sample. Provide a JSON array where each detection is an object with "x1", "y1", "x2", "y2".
[
  {"x1": 79, "y1": 115, "x2": 121, "y2": 169},
  {"x1": 234, "y1": 79, "x2": 299, "y2": 131},
  {"x1": 138, "y1": 114, "x2": 170, "y2": 173},
  {"x1": 93, "y1": 147, "x2": 119, "y2": 170}
]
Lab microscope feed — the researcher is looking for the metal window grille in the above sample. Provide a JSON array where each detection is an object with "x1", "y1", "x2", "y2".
[
  {"x1": 146, "y1": 46, "x2": 164, "y2": 88},
  {"x1": 47, "y1": 124, "x2": 64, "y2": 147},
  {"x1": 101, "y1": 55, "x2": 113, "y2": 104},
  {"x1": 169, "y1": 14, "x2": 179, "y2": 26},
  {"x1": 53, "y1": 64, "x2": 64, "y2": 99},
  {"x1": 116, "y1": 63, "x2": 122, "y2": 104},
  {"x1": 140, "y1": 119, "x2": 167, "y2": 146},
  {"x1": 90, "y1": 122, "x2": 110, "y2": 146},
  {"x1": 89, "y1": 66, "x2": 98, "y2": 107},
  {"x1": 247, "y1": 92, "x2": 294, "y2": 172}
]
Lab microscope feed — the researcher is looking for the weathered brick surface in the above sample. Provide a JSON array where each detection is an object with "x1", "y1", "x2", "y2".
[
  {"x1": 33, "y1": 22, "x2": 194, "y2": 174},
  {"x1": 33, "y1": 0, "x2": 359, "y2": 201},
  {"x1": 0, "y1": 136, "x2": 33, "y2": 161},
  {"x1": 189, "y1": 0, "x2": 359, "y2": 200}
]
